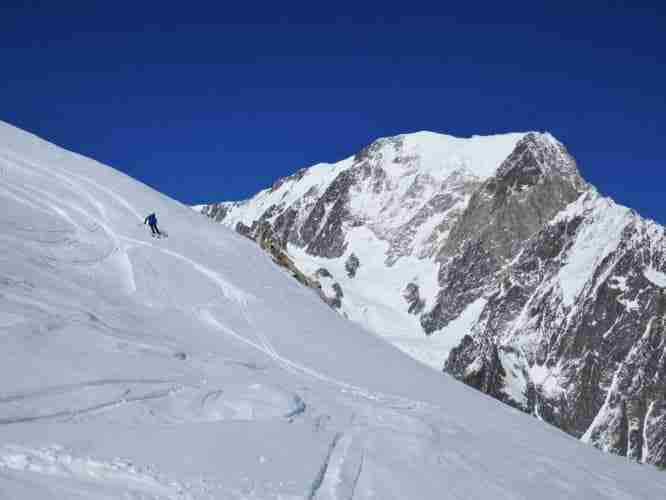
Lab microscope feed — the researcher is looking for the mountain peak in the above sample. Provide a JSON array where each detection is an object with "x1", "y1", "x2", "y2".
[
  {"x1": 200, "y1": 126, "x2": 666, "y2": 469},
  {"x1": 493, "y1": 131, "x2": 587, "y2": 193}
]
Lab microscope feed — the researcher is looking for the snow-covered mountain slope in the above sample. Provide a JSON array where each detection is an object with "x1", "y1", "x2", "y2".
[
  {"x1": 203, "y1": 132, "x2": 526, "y2": 366},
  {"x1": 2, "y1": 121, "x2": 666, "y2": 500},
  {"x1": 200, "y1": 130, "x2": 666, "y2": 468}
]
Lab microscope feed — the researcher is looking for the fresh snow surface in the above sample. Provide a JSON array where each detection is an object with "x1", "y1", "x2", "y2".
[{"x1": 1, "y1": 120, "x2": 666, "y2": 499}]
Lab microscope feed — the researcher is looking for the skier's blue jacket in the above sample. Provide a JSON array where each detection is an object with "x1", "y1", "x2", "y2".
[{"x1": 145, "y1": 213, "x2": 157, "y2": 226}]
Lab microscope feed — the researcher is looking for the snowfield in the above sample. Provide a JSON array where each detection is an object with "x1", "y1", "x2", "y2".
[{"x1": 1, "y1": 120, "x2": 665, "y2": 499}]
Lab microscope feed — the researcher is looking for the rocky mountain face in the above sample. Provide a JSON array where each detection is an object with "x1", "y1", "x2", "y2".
[{"x1": 199, "y1": 131, "x2": 666, "y2": 468}]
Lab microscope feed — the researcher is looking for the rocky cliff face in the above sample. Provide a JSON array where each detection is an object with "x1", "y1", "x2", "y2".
[{"x1": 199, "y1": 131, "x2": 666, "y2": 468}]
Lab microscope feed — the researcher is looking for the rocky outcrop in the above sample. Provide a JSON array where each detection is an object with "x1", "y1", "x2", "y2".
[
  {"x1": 314, "y1": 268, "x2": 344, "y2": 309},
  {"x1": 443, "y1": 193, "x2": 666, "y2": 468},
  {"x1": 403, "y1": 283, "x2": 426, "y2": 315},
  {"x1": 345, "y1": 253, "x2": 360, "y2": 278},
  {"x1": 423, "y1": 133, "x2": 587, "y2": 334},
  {"x1": 233, "y1": 219, "x2": 319, "y2": 290}
]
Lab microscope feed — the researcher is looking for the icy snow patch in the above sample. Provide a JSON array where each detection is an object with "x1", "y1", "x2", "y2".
[
  {"x1": 396, "y1": 297, "x2": 486, "y2": 370},
  {"x1": 530, "y1": 363, "x2": 564, "y2": 400},
  {"x1": 644, "y1": 267, "x2": 666, "y2": 288},
  {"x1": 500, "y1": 350, "x2": 528, "y2": 406}
]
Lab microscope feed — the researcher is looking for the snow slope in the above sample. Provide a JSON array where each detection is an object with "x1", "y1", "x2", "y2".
[{"x1": 1, "y1": 121, "x2": 665, "y2": 499}]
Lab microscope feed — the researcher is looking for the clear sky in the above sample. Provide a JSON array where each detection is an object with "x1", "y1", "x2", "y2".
[{"x1": 2, "y1": 2, "x2": 664, "y2": 222}]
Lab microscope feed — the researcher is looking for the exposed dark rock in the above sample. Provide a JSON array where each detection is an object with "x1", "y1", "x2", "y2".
[
  {"x1": 303, "y1": 169, "x2": 356, "y2": 258},
  {"x1": 234, "y1": 219, "x2": 320, "y2": 290},
  {"x1": 203, "y1": 201, "x2": 238, "y2": 222},
  {"x1": 321, "y1": 282, "x2": 344, "y2": 309},
  {"x1": 271, "y1": 168, "x2": 308, "y2": 192},
  {"x1": 274, "y1": 207, "x2": 300, "y2": 247},
  {"x1": 315, "y1": 268, "x2": 333, "y2": 278},
  {"x1": 403, "y1": 283, "x2": 426, "y2": 315},
  {"x1": 236, "y1": 222, "x2": 253, "y2": 238},
  {"x1": 345, "y1": 253, "x2": 360, "y2": 278}
]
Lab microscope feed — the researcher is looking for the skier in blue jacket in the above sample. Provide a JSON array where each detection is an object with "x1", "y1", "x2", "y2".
[{"x1": 144, "y1": 212, "x2": 161, "y2": 236}]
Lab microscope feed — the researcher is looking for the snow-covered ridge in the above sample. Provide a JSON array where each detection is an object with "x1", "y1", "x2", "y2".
[
  {"x1": 211, "y1": 130, "x2": 526, "y2": 227},
  {"x1": 377, "y1": 130, "x2": 528, "y2": 180}
]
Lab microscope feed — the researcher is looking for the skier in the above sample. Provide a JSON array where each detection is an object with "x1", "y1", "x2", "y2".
[{"x1": 144, "y1": 212, "x2": 161, "y2": 237}]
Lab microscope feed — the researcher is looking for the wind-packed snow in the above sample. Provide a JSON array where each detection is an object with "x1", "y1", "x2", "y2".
[{"x1": 1, "y1": 120, "x2": 666, "y2": 499}]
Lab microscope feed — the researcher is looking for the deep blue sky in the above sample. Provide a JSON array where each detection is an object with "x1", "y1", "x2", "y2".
[{"x1": 2, "y1": 2, "x2": 665, "y2": 222}]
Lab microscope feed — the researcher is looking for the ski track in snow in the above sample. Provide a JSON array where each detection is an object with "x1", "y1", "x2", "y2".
[
  {"x1": 5, "y1": 147, "x2": 252, "y2": 302},
  {"x1": 64, "y1": 166, "x2": 145, "y2": 222},
  {"x1": 308, "y1": 433, "x2": 342, "y2": 500},
  {"x1": 120, "y1": 236, "x2": 253, "y2": 306},
  {"x1": 3, "y1": 144, "x2": 412, "y2": 412},
  {"x1": 0, "y1": 381, "x2": 192, "y2": 426},
  {"x1": 1, "y1": 151, "x2": 138, "y2": 294},
  {"x1": 201, "y1": 302, "x2": 430, "y2": 433},
  {"x1": 312, "y1": 433, "x2": 365, "y2": 500},
  {"x1": 238, "y1": 307, "x2": 428, "y2": 411},
  {"x1": 0, "y1": 379, "x2": 183, "y2": 405}
]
